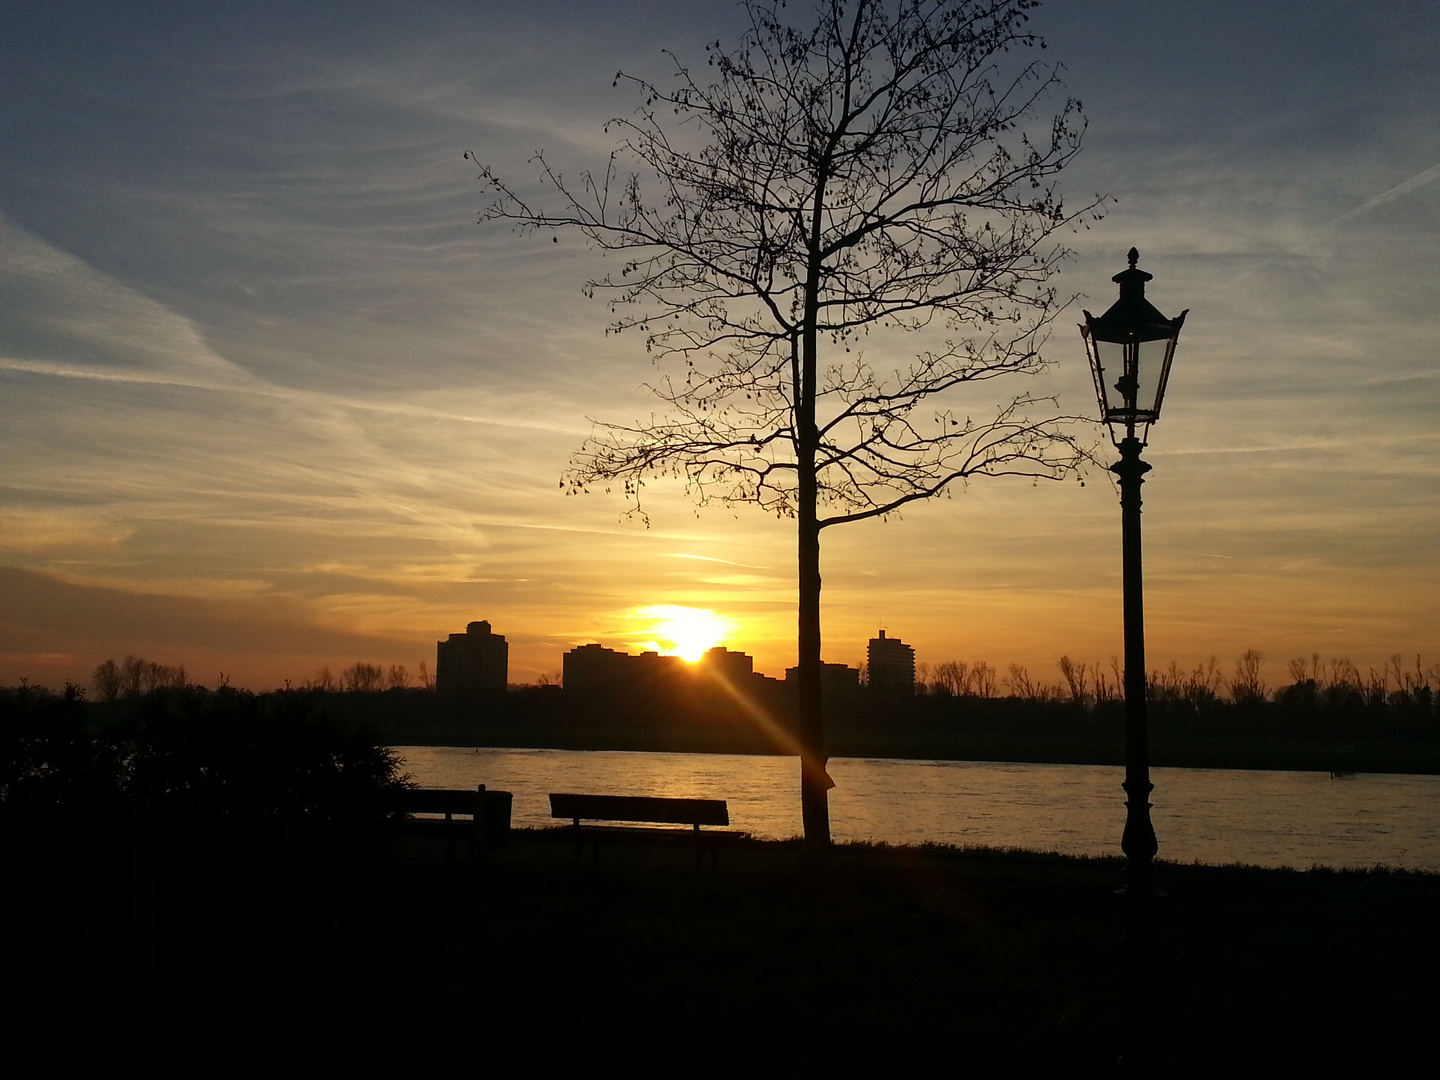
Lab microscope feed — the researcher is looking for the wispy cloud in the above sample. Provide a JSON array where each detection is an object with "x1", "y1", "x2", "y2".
[{"x1": 667, "y1": 553, "x2": 772, "y2": 570}]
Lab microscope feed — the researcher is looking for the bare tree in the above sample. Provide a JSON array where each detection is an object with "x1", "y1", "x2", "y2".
[
  {"x1": 141, "y1": 660, "x2": 187, "y2": 693},
  {"x1": 1006, "y1": 663, "x2": 1059, "y2": 702},
  {"x1": 478, "y1": 0, "x2": 1096, "y2": 845},
  {"x1": 1092, "y1": 661, "x2": 1117, "y2": 704},
  {"x1": 1006, "y1": 663, "x2": 1036, "y2": 699},
  {"x1": 1227, "y1": 649, "x2": 1267, "y2": 706},
  {"x1": 91, "y1": 659, "x2": 122, "y2": 703},
  {"x1": 931, "y1": 659, "x2": 971, "y2": 697},
  {"x1": 971, "y1": 660, "x2": 999, "y2": 700},
  {"x1": 120, "y1": 655, "x2": 146, "y2": 698},
  {"x1": 342, "y1": 663, "x2": 385, "y2": 694},
  {"x1": 1057, "y1": 655, "x2": 1089, "y2": 706}
]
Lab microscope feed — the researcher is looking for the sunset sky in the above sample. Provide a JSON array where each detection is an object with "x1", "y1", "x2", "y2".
[{"x1": 2, "y1": 1, "x2": 1436, "y2": 692}]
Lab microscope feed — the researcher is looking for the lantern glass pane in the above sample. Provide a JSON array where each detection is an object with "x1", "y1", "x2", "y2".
[
  {"x1": 1093, "y1": 333, "x2": 1171, "y2": 422},
  {"x1": 1091, "y1": 337, "x2": 1126, "y2": 414},
  {"x1": 1135, "y1": 336, "x2": 1171, "y2": 417}
]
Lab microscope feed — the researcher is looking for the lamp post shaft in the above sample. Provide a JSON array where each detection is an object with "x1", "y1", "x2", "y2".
[
  {"x1": 1113, "y1": 434, "x2": 1160, "y2": 1075},
  {"x1": 1112, "y1": 435, "x2": 1157, "y2": 895}
]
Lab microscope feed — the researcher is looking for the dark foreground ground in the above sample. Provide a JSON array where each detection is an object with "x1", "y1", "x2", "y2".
[{"x1": 12, "y1": 824, "x2": 1439, "y2": 1076}]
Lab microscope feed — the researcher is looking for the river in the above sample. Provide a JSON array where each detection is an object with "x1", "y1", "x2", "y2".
[{"x1": 393, "y1": 746, "x2": 1440, "y2": 872}]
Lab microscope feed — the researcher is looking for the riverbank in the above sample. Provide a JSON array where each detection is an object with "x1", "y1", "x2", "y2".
[
  {"x1": 63, "y1": 684, "x2": 1440, "y2": 775},
  {"x1": 15, "y1": 824, "x2": 1435, "y2": 1073},
  {"x1": 341, "y1": 688, "x2": 1440, "y2": 775},
  {"x1": 372, "y1": 715, "x2": 1440, "y2": 775}
]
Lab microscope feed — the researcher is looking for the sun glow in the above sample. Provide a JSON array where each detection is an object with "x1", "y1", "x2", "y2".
[{"x1": 632, "y1": 605, "x2": 736, "y2": 663}]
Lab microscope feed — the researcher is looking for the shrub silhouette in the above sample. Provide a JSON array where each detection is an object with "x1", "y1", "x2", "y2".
[
  {"x1": 2, "y1": 683, "x2": 409, "y2": 825},
  {"x1": 1, "y1": 681, "x2": 124, "y2": 815}
]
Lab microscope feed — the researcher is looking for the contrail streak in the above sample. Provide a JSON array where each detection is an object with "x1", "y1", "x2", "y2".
[{"x1": 1324, "y1": 162, "x2": 1440, "y2": 227}]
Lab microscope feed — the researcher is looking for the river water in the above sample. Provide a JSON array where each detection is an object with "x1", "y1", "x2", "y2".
[{"x1": 393, "y1": 746, "x2": 1440, "y2": 872}]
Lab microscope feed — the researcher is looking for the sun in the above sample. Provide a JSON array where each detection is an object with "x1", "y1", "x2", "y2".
[{"x1": 633, "y1": 605, "x2": 735, "y2": 663}]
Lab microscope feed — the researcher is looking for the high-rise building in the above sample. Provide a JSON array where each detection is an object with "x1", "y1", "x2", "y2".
[
  {"x1": 783, "y1": 662, "x2": 861, "y2": 700},
  {"x1": 562, "y1": 642, "x2": 635, "y2": 693},
  {"x1": 867, "y1": 629, "x2": 915, "y2": 695},
  {"x1": 698, "y1": 646, "x2": 754, "y2": 684},
  {"x1": 435, "y1": 620, "x2": 508, "y2": 697}
]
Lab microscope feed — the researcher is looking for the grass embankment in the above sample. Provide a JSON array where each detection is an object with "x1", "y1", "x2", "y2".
[
  {"x1": 386, "y1": 833, "x2": 1438, "y2": 1072},
  {"x1": 16, "y1": 823, "x2": 1434, "y2": 1073}
]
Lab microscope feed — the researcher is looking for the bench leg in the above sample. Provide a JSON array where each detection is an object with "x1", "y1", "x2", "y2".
[
  {"x1": 469, "y1": 784, "x2": 486, "y2": 863},
  {"x1": 570, "y1": 824, "x2": 602, "y2": 864}
]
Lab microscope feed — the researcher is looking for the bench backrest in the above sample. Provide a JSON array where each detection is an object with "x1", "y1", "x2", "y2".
[
  {"x1": 400, "y1": 788, "x2": 504, "y2": 816},
  {"x1": 549, "y1": 793, "x2": 729, "y2": 827}
]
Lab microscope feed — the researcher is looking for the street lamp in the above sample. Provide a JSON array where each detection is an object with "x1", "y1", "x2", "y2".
[
  {"x1": 1083, "y1": 247, "x2": 1186, "y2": 1075},
  {"x1": 1080, "y1": 248, "x2": 1187, "y2": 897}
]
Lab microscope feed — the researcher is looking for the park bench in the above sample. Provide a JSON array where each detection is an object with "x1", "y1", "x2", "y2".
[
  {"x1": 397, "y1": 784, "x2": 512, "y2": 861},
  {"x1": 548, "y1": 793, "x2": 739, "y2": 866}
]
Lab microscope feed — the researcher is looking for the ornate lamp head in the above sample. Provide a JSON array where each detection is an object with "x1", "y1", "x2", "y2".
[{"x1": 1081, "y1": 248, "x2": 1187, "y2": 446}]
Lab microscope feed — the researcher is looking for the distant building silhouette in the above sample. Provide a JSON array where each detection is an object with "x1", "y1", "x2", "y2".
[
  {"x1": 784, "y1": 661, "x2": 861, "y2": 702},
  {"x1": 867, "y1": 629, "x2": 915, "y2": 695},
  {"x1": 436, "y1": 620, "x2": 508, "y2": 697},
  {"x1": 698, "y1": 646, "x2": 754, "y2": 683},
  {"x1": 562, "y1": 643, "x2": 637, "y2": 693},
  {"x1": 562, "y1": 642, "x2": 782, "y2": 696},
  {"x1": 558, "y1": 641, "x2": 801, "y2": 748}
]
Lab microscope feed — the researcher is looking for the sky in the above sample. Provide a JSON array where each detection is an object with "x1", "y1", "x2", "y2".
[{"x1": 2, "y1": 0, "x2": 1437, "y2": 692}]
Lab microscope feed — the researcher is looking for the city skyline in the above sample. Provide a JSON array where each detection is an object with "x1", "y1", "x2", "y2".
[{"x1": 2, "y1": 2, "x2": 1437, "y2": 691}]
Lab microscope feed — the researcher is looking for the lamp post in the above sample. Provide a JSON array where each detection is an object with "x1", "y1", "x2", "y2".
[
  {"x1": 1082, "y1": 249, "x2": 1185, "y2": 1073},
  {"x1": 1081, "y1": 247, "x2": 1186, "y2": 897}
]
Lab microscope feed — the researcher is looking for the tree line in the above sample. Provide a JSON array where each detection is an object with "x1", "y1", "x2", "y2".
[
  {"x1": 304, "y1": 662, "x2": 434, "y2": 694},
  {"x1": 45, "y1": 648, "x2": 1436, "y2": 714},
  {"x1": 913, "y1": 650, "x2": 1438, "y2": 713},
  {"x1": 82, "y1": 656, "x2": 435, "y2": 701}
]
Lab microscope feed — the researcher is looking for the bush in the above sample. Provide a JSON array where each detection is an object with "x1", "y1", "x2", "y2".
[
  {"x1": 1, "y1": 684, "x2": 411, "y2": 825},
  {"x1": 0, "y1": 681, "x2": 123, "y2": 814}
]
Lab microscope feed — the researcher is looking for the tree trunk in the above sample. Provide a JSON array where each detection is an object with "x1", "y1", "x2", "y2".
[
  {"x1": 797, "y1": 273, "x2": 831, "y2": 849},
  {"x1": 797, "y1": 480, "x2": 830, "y2": 848}
]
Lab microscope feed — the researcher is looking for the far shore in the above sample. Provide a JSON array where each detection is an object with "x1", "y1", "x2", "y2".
[
  {"x1": 294, "y1": 683, "x2": 1440, "y2": 776},
  {"x1": 376, "y1": 726, "x2": 1440, "y2": 776},
  {"x1": 70, "y1": 683, "x2": 1440, "y2": 776}
]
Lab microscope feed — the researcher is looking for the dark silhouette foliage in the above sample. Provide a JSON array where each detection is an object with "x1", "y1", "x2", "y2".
[
  {"x1": 1, "y1": 683, "x2": 410, "y2": 825},
  {"x1": 0, "y1": 680, "x2": 120, "y2": 815}
]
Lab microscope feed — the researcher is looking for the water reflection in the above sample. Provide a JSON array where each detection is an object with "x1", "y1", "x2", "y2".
[{"x1": 394, "y1": 747, "x2": 1440, "y2": 872}]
